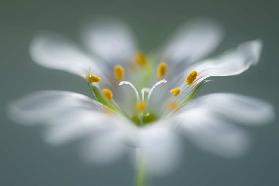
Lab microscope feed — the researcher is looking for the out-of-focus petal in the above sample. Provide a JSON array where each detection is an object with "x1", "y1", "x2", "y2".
[
  {"x1": 82, "y1": 20, "x2": 137, "y2": 65},
  {"x1": 43, "y1": 110, "x2": 110, "y2": 145},
  {"x1": 79, "y1": 123, "x2": 130, "y2": 165},
  {"x1": 7, "y1": 90, "x2": 103, "y2": 125},
  {"x1": 173, "y1": 92, "x2": 274, "y2": 157},
  {"x1": 162, "y1": 19, "x2": 224, "y2": 64},
  {"x1": 8, "y1": 90, "x2": 134, "y2": 164},
  {"x1": 136, "y1": 123, "x2": 181, "y2": 176},
  {"x1": 188, "y1": 40, "x2": 262, "y2": 84},
  {"x1": 187, "y1": 93, "x2": 275, "y2": 125},
  {"x1": 174, "y1": 108, "x2": 250, "y2": 157},
  {"x1": 30, "y1": 32, "x2": 102, "y2": 78}
]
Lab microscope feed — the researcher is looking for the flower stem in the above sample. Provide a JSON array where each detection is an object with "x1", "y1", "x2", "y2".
[{"x1": 136, "y1": 150, "x2": 146, "y2": 186}]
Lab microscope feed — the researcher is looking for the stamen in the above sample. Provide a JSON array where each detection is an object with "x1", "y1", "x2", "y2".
[
  {"x1": 136, "y1": 101, "x2": 146, "y2": 112},
  {"x1": 147, "y1": 79, "x2": 167, "y2": 101},
  {"x1": 157, "y1": 63, "x2": 168, "y2": 79},
  {"x1": 86, "y1": 74, "x2": 101, "y2": 83},
  {"x1": 119, "y1": 81, "x2": 140, "y2": 101},
  {"x1": 114, "y1": 65, "x2": 125, "y2": 80},
  {"x1": 170, "y1": 87, "x2": 181, "y2": 96},
  {"x1": 102, "y1": 88, "x2": 113, "y2": 100},
  {"x1": 134, "y1": 52, "x2": 147, "y2": 66},
  {"x1": 185, "y1": 70, "x2": 198, "y2": 85},
  {"x1": 167, "y1": 101, "x2": 179, "y2": 111}
]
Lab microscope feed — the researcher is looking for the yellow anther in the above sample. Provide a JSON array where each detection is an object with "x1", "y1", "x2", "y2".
[
  {"x1": 134, "y1": 52, "x2": 147, "y2": 66},
  {"x1": 167, "y1": 101, "x2": 179, "y2": 111},
  {"x1": 157, "y1": 63, "x2": 168, "y2": 79},
  {"x1": 86, "y1": 74, "x2": 101, "y2": 83},
  {"x1": 102, "y1": 88, "x2": 113, "y2": 100},
  {"x1": 114, "y1": 65, "x2": 125, "y2": 80},
  {"x1": 185, "y1": 70, "x2": 198, "y2": 85},
  {"x1": 136, "y1": 101, "x2": 146, "y2": 112},
  {"x1": 170, "y1": 87, "x2": 181, "y2": 96}
]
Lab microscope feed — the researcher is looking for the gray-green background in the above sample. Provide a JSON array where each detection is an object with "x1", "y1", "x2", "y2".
[{"x1": 0, "y1": 0, "x2": 278, "y2": 186}]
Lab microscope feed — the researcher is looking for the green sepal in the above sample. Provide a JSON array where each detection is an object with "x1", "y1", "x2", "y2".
[
  {"x1": 179, "y1": 82, "x2": 204, "y2": 106},
  {"x1": 88, "y1": 83, "x2": 117, "y2": 112}
]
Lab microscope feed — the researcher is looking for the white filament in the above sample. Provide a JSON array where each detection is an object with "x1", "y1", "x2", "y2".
[
  {"x1": 119, "y1": 81, "x2": 140, "y2": 101},
  {"x1": 141, "y1": 88, "x2": 150, "y2": 101},
  {"x1": 147, "y1": 79, "x2": 167, "y2": 101}
]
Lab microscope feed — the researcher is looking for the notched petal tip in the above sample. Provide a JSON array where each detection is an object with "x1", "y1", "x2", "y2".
[
  {"x1": 81, "y1": 19, "x2": 137, "y2": 64},
  {"x1": 162, "y1": 18, "x2": 224, "y2": 64}
]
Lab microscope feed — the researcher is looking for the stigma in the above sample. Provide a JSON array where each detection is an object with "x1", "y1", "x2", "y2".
[
  {"x1": 114, "y1": 65, "x2": 125, "y2": 80},
  {"x1": 86, "y1": 74, "x2": 101, "y2": 83},
  {"x1": 157, "y1": 62, "x2": 168, "y2": 79},
  {"x1": 185, "y1": 70, "x2": 198, "y2": 85},
  {"x1": 102, "y1": 88, "x2": 113, "y2": 100},
  {"x1": 134, "y1": 52, "x2": 147, "y2": 66},
  {"x1": 170, "y1": 87, "x2": 181, "y2": 96}
]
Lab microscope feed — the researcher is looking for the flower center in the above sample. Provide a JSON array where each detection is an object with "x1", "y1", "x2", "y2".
[{"x1": 86, "y1": 53, "x2": 202, "y2": 127}]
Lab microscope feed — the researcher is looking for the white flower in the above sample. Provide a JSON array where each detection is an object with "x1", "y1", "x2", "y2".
[{"x1": 8, "y1": 19, "x2": 274, "y2": 176}]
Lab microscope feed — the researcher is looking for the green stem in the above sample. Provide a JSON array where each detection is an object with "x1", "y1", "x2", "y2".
[{"x1": 136, "y1": 150, "x2": 146, "y2": 186}]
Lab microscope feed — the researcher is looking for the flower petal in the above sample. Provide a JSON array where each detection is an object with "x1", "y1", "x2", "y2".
[
  {"x1": 173, "y1": 92, "x2": 274, "y2": 157},
  {"x1": 174, "y1": 108, "x2": 250, "y2": 157},
  {"x1": 30, "y1": 32, "x2": 102, "y2": 78},
  {"x1": 43, "y1": 110, "x2": 111, "y2": 145},
  {"x1": 136, "y1": 124, "x2": 181, "y2": 176},
  {"x1": 186, "y1": 93, "x2": 275, "y2": 125},
  {"x1": 79, "y1": 124, "x2": 130, "y2": 165},
  {"x1": 8, "y1": 90, "x2": 103, "y2": 125},
  {"x1": 190, "y1": 40, "x2": 262, "y2": 83},
  {"x1": 8, "y1": 90, "x2": 134, "y2": 164},
  {"x1": 82, "y1": 20, "x2": 137, "y2": 65},
  {"x1": 162, "y1": 19, "x2": 224, "y2": 64}
]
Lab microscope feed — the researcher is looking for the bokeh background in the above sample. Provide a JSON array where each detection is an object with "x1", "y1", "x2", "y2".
[{"x1": 0, "y1": 0, "x2": 278, "y2": 186}]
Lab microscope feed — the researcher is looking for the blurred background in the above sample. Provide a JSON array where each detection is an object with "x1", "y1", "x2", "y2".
[{"x1": 0, "y1": 0, "x2": 278, "y2": 185}]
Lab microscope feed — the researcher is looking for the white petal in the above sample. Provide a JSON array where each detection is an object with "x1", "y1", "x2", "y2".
[
  {"x1": 30, "y1": 32, "x2": 102, "y2": 77},
  {"x1": 43, "y1": 110, "x2": 111, "y2": 145},
  {"x1": 162, "y1": 19, "x2": 224, "y2": 64},
  {"x1": 188, "y1": 93, "x2": 274, "y2": 125},
  {"x1": 8, "y1": 90, "x2": 134, "y2": 164},
  {"x1": 8, "y1": 90, "x2": 103, "y2": 125},
  {"x1": 79, "y1": 127, "x2": 129, "y2": 165},
  {"x1": 136, "y1": 124, "x2": 181, "y2": 176},
  {"x1": 191, "y1": 40, "x2": 262, "y2": 81},
  {"x1": 174, "y1": 108, "x2": 250, "y2": 157},
  {"x1": 82, "y1": 20, "x2": 137, "y2": 64}
]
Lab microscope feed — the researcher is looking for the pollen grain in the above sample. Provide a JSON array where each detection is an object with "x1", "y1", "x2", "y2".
[
  {"x1": 102, "y1": 88, "x2": 113, "y2": 100},
  {"x1": 185, "y1": 70, "x2": 198, "y2": 85},
  {"x1": 167, "y1": 101, "x2": 179, "y2": 111},
  {"x1": 114, "y1": 65, "x2": 125, "y2": 80},
  {"x1": 157, "y1": 62, "x2": 168, "y2": 79},
  {"x1": 136, "y1": 101, "x2": 146, "y2": 112},
  {"x1": 86, "y1": 74, "x2": 101, "y2": 83},
  {"x1": 170, "y1": 87, "x2": 181, "y2": 96},
  {"x1": 134, "y1": 52, "x2": 147, "y2": 66}
]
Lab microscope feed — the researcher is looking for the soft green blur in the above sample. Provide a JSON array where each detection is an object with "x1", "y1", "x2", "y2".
[{"x1": 0, "y1": 0, "x2": 278, "y2": 186}]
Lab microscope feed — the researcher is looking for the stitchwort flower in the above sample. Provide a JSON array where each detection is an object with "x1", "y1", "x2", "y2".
[{"x1": 8, "y1": 19, "x2": 274, "y2": 180}]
